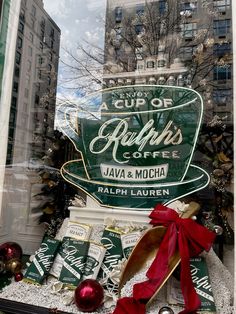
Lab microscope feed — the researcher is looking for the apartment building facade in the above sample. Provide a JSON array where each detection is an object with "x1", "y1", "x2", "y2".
[
  {"x1": 103, "y1": 0, "x2": 233, "y2": 123},
  {"x1": 7, "y1": 0, "x2": 60, "y2": 165},
  {"x1": 0, "y1": 0, "x2": 61, "y2": 253}
]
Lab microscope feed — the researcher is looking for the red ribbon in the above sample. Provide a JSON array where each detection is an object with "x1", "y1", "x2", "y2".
[{"x1": 113, "y1": 204, "x2": 216, "y2": 314}]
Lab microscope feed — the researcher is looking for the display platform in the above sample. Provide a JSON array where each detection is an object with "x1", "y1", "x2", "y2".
[{"x1": 0, "y1": 298, "x2": 68, "y2": 314}]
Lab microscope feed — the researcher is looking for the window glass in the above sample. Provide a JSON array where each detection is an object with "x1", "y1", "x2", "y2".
[
  {"x1": 181, "y1": 22, "x2": 197, "y2": 38},
  {"x1": 0, "y1": 1, "x2": 234, "y2": 312},
  {"x1": 213, "y1": 19, "x2": 231, "y2": 36},
  {"x1": 17, "y1": 36, "x2": 22, "y2": 48},
  {"x1": 29, "y1": 32, "x2": 34, "y2": 42},
  {"x1": 136, "y1": 4, "x2": 144, "y2": 16},
  {"x1": 213, "y1": 88, "x2": 231, "y2": 105},
  {"x1": 15, "y1": 51, "x2": 21, "y2": 64},
  {"x1": 13, "y1": 81, "x2": 18, "y2": 93},
  {"x1": 30, "y1": 18, "x2": 35, "y2": 29},
  {"x1": 32, "y1": 5, "x2": 36, "y2": 16},
  {"x1": 27, "y1": 60, "x2": 31, "y2": 72},
  {"x1": 213, "y1": 0, "x2": 230, "y2": 12},
  {"x1": 28, "y1": 46, "x2": 32, "y2": 56},
  {"x1": 135, "y1": 24, "x2": 144, "y2": 35},
  {"x1": 20, "y1": 9, "x2": 25, "y2": 21},
  {"x1": 115, "y1": 6, "x2": 122, "y2": 22},
  {"x1": 213, "y1": 64, "x2": 231, "y2": 80},
  {"x1": 213, "y1": 42, "x2": 231, "y2": 56},
  {"x1": 159, "y1": 0, "x2": 167, "y2": 14},
  {"x1": 14, "y1": 66, "x2": 20, "y2": 77},
  {"x1": 18, "y1": 22, "x2": 24, "y2": 33},
  {"x1": 146, "y1": 60, "x2": 155, "y2": 68},
  {"x1": 179, "y1": 46, "x2": 196, "y2": 60},
  {"x1": 180, "y1": 1, "x2": 197, "y2": 12}
]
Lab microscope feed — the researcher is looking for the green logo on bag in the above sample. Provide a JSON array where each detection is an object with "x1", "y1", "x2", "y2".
[{"x1": 57, "y1": 85, "x2": 209, "y2": 209}]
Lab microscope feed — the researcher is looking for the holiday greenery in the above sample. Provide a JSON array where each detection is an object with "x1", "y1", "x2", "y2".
[{"x1": 34, "y1": 130, "x2": 78, "y2": 238}]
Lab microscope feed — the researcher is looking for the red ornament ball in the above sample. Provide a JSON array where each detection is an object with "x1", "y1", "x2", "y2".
[
  {"x1": 0, "y1": 242, "x2": 22, "y2": 261},
  {"x1": 14, "y1": 272, "x2": 23, "y2": 282},
  {"x1": 74, "y1": 279, "x2": 104, "y2": 312}
]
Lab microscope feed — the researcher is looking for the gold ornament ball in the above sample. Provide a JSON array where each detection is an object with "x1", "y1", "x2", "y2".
[
  {"x1": 5, "y1": 258, "x2": 22, "y2": 274},
  {"x1": 47, "y1": 180, "x2": 56, "y2": 188}
]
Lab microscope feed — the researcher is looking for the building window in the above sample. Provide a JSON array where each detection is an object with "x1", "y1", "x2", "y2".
[
  {"x1": 19, "y1": 22, "x2": 24, "y2": 33},
  {"x1": 30, "y1": 18, "x2": 35, "y2": 29},
  {"x1": 32, "y1": 5, "x2": 36, "y2": 16},
  {"x1": 136, "y1": 4, "x2": 144, "y2": 16},
  {"x1": 25, "y1": 74, "x2": 30, "y2": 86},
  {"x1": 24, "y1": 88, "x2": 29, "y2": 98},
  {"x1": 137, "y1": 64, "x2": 144, "y2": 70},
  {"x1": 115, "y1": 7, "x2": 122, "y2": 23},
  {"x1": 159, "y1": 0, "x2": 167, "y2": 14},
  {"x1": 38, "y1": 70, "x2": 42, "y2": 79},
  {"x1": 28, "y1": 46, "x2": 32, "y2": 56},
  {"x1": 115, "y1": 27, "x2": 122, "y2": 40},
  {"x1": 21, "y1": 114, "x2": 27, "y2": 126},
  {"x1": 9, "y1": 111, "x2": 16, "y2": 124},
  {"x1": 16, "y1": 51, "x2": 21, "y2": 64},
  {"x1": 48, "y1": 64, "x2": 52, "y2": 72},
  {"x1": 213, "y1": 19, "x2": 231, "y2": 37},
  {"x1": 135, "y1": 47, "x2": 143, "y2": 60},
  {"x1": 49, "y1": 52, "x2": 53, "y2": 61},
  {"x1": 179, "y1": 46, "x2": 196, "y2": 60},
  {"x1": 6, "y1": 143, "x2": 13, "y2": 165},
  {"x1": 35, "y1": 94, "x2": 40, "y2": 104},
  {"x1": 146, "y1": 61, "x2": 155, "y2": 68},
  {"x1": 180, "y1": 2, "x2": 197, "y2": 13},
  {"x1": 35, "y1": 83, "x2": 40, "y2": 92},
  {"x1": 27, "y1": 60, "x2": 31, "y2": 72},
  {"x1": 157, "y1": 59, "x2": 166, "y2": 67},
  {"x1": 213, "y1": 0, "x2": 230, "y2": 12},
  {"x1": 135, "y1": 24, "x2": 144, "y2": 35},
  {"x1": 38, "y1": 56, "x2": 44, "y2": 65},
  {"x1": 213, "y1": 42, "x2": 231, "y2": 56},
  {"x1": 50, "y1": 40, "x2": 54, "y2": 49},
  {"x1": 40, "y1": 42, "x2": 43, "y2": 51},
  {"x1": 29, "y1": 32, "x2": 34, "y2": 43},
  {"x1": 20, "y1": 9, "x2": 25, "y2": 21},
  {"x1": 12, "y1": 96, "x2": 17, "y2": 109},
  {"x1": 213, "y1": 88, "x2": 231, "y2": 106},
  {"x1": 181, "y1": 22, "x2": 197, "y2": 39},
  {"x1": 40, "y1": 29, "x2": 45, "y2": 41},
  {"x1": 23, "y1": 103, "x2": 28, "y2": 112},
  {"x1": 47, "y1": 76, "x2": 51, "y2": 85},
  {"x1": 50, "y1": 28, "x2": 55, "y2": 38},
  {"x1": 41, "y1": 17, "x2": 45, "y2": 28},
  {"x1": 14, "y1": 66, "x2": 20, "y2": 77},
  {"x1": 17, "y1": 37, "x2": 22, "y2": 49},
  {"x1": 213, "y1": 64, "x2": 231, "y2": 80},
  {"x1": 13, "y1": 82, "x2": 18, "y2": 93}
]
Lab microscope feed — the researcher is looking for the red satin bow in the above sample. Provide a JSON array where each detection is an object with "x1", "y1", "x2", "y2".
[{"x1": 113, "y1": 204, "x2": 216, "y2": 314}]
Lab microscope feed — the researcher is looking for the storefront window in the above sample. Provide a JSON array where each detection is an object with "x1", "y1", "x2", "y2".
[{"x1": 0, "y1": 1, "x2": 234, "y2": 313}]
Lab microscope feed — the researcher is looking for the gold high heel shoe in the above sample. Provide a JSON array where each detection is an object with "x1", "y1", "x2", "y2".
[{"x1": 118, "y1": 201, "x2": 200, "y2": 305}]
